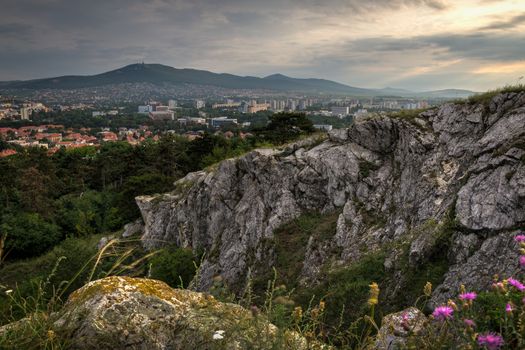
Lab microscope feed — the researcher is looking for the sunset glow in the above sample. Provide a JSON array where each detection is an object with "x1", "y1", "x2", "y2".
[{"x1": 1, "y1": 0, "x2": 524, "y2": 91}]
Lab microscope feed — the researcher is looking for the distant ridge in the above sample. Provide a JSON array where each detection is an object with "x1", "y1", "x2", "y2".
[{"x1": 0, "y1": 63, "x2": 476, "y2": 97}]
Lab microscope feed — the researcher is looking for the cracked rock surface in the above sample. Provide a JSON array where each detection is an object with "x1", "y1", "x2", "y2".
[{"x1": 137, "y1": 92, "x2": 525, "y2": 303}]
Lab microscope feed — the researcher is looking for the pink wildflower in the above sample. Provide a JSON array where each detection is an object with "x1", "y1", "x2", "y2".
[
  {"x1": 506, "y1": 303, "x2": 514, "y2": 313},
  {"x1": 507, "y1": 278, "x2": 525, "y2": 291},
  {"x1": 477, "y1": 332, "x2": 504, "y2": 350},
  {"x1": 463, "y1": 319, "x2": 475, "y2": 328},
  {"x1": 520, "y1": 256, "x2": 525, "y2": 268},
  {"x1": 459, "y1": 292, "x2": 477, "y2": 301},
  {"x1": 432, "y1": 305, "x2": 454, "y2": 321},
  {"x1": 515, "y1": 235, "x2": 525, "y2": 243}
]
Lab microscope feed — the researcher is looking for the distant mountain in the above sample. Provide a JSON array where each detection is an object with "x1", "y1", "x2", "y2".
[
  {"x1": 414, "y1": 89, "x2": 476, "y2": 99},
  {"x1": 375, "y1": 87, "x2": 476, "y2": 98},
  {"x1": 375, "y1": 87, "x2": 415, "y2": 95},
  {"x1": 0, "y1": 63, "x2": 476, "y2": 98},
  {"x1": 0, "y1": 63, "x2": 377, "y2": 95}
]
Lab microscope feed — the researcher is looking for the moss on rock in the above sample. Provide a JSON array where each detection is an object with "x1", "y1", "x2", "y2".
[{"x1": 49, "y1": 276, "x2": 326, "y2": 349}]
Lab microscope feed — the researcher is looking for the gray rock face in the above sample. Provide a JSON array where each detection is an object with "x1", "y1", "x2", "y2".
[
  {"x1": 137, "y1": 92, "x2": 525, "y2": 302},
  {"x1": 431, "y1": 230, "x2": 522, "y2": 305}
]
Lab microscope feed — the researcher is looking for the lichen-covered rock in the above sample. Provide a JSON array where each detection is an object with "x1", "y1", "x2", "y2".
[
  {"x1": 375, "y1": 307, "x2": 427, "y2": 350},
  {"x1": 136, "y1": 92, "x2": 525, "y2": 303},
  {"x1": 51, "y1": 276, "x2": 320, "y2": 350}
]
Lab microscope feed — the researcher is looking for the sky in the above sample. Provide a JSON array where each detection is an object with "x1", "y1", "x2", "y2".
[{"x1": 1, "y1": 0, "x2": 524, "y2": 91}]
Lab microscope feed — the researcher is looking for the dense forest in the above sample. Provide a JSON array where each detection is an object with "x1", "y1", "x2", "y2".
[{"x1": 0, "y1": 112, "x2": 316, "y2": 261}]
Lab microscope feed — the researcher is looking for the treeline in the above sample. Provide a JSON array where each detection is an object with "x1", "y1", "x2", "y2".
[{"x1": 0, "y1": 113, "x2": 316, "y2": 261}]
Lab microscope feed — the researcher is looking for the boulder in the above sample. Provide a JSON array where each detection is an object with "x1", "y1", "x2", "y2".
[
  {"x1": 375, "y1": 307, "x2": 427, "y2": 349},
  {"x1": 50, "y1": 276, "x2": 321, "y2": 350}
]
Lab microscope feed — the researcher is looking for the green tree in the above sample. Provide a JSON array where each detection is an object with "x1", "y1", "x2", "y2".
[
  {"x1": 116, "y1": 173, "x2": 175, "y2": 222},
  {"x1": 1, "y1": 213, "x2": 61, "y2": 259},
  {"x1": 257, "y1": 112, "x2": 315, "y2": 144},
  {"x1": 55, "y1": 191, "x2": 122, "y2": 236}
]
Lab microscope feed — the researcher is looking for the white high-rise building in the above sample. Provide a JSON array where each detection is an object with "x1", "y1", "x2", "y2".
[
  {"x1": 20, "y1": 107, "x2": 31, "y2": 120},
  {"x1": 138, "y1": 105, "x2": 153, "y2": 114},
  {"x1": 331, "y1": 106, "x2": 350, "y2": 118},
  {"x1": 168, "y1": 100, "x2": 178, "y2": 109},
  {"x1": 194, "y1": 100, "x2": 206, "y2": 109}
]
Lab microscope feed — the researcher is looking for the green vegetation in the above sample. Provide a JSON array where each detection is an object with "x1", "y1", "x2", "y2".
[
  {"x1": 296, "y1": 252, "x2": 387, "y2": 324},
  {"x1": 386, "y1": 107, "x2": 436, "y2": 131},
  {"x1": 388, "y1": 108, "x2": 429, "y2": 122},
  {"x1": 255, "y1": 112, "x2": 315, "y2": 144},
  {"x1": 252, "y1": 208, "x2": 457, "y2": 342},
  {"x1": 0, "y1": 113, "x2": 316, "y2": 266},
  {"x1": 358, "y1": 160, "x2": 380, "y2": 178},
  {"x1": 0, "y1": 235, "x2": 109, "y2": 323},
  {"x1": 271, "y1": 211, "x2": 340, "y2": 285},
  {"x1": 1, "y1": 213, "x2": 61, "y2": 259},
  {"x1": 464, "y1": 84, "x2": 525, "y2": 106},
  {"x1": 149, "y1": 246, "x2": 198, "y2": 288},
  {"x1": 252, "y1": 210, "x2": 387, "y2": 340}
]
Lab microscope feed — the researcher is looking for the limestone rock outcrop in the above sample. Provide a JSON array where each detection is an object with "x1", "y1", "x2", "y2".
[{"x1": 137, "y1": 92, "x2": 525, "y2": 304}]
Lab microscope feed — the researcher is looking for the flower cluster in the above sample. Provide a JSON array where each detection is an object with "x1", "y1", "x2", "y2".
[
  {"x1": 425, "y1": 233, "x2": 525, "y2": 349},
  {"x1": 431, "y1": 305, "x2": 454, "y2": 321},
  {"x1": 477, "y1": 332, "x2": 504, "y2": 350},
  {"x1": 458, "y1": 292, "x2": 477, "y2": 301},
  {"x1": 507, "y1": 277, "x2": 525, "y2": 292}
]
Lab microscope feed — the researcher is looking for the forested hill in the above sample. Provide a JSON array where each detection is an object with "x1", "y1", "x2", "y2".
[
  {"x1": 0, "y1": 63, "x2": 375, "y2": 94},
  {"x1": 0, "y1": 63, "x2": 475, "y2": 97}
]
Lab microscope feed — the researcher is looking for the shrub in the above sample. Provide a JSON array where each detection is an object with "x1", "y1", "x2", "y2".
[
  {"x1": 1, "y1": 213, "x2": 61, "y2": 259},
  {"x1": 55, "y1": 190, "x2": 122, "y2": 236},
  {"x1": 149, "y1": 247, "x2": 197, "y2": 288},
  {"x1": 256, "y1": 112, "x2": 315, "y2": 144}
]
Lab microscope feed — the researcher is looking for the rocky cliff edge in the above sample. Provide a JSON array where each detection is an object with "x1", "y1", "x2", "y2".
[{"x1": 137, "y1": 91, "x2": 525, "y2": 305}]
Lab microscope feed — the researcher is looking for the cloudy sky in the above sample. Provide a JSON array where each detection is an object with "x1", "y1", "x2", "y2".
[{"x1": 1, "y1": 0, "x2": 524, "y2": 91}]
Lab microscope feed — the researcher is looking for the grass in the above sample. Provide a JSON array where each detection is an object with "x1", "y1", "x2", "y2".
[
  {"x1": 251, "y1": 211, "x2": 341, "y2": 296},
  {"x1": 388, "y1": 213, "x2": 458, "y2": 311},
  {"x1": 461, "y1": 84, "x2": 525, "y2": 106},
  {"x1": 389, "y1": 108, "x2": 430, "y2": 122},
  {"x1": 295, "y1": 252, "x2": 387, "y2": 326},
  {"x1": 248, "y1": 210, "x2": 389, "y2": 346},
  {"x1": 0, "y1": 234, "x2": 153, "y2": 325},
  {"x1": 354, "y1": 200, "x2": 387, "y2": 229},
  {"x1": 0, "y1": 235, "x2": 159, "y2": 349},
  {"x1": 358, "y1": 160, "x2": 380, "y2": 179}
]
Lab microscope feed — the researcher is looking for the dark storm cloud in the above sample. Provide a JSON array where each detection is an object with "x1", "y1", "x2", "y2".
[
  {"x1": 344, "y1": 32, "x2": 525, "y2": 61},
  {"x1": 0, "y1": 23, "x2": 33, "y2": 38},
  {"x1": 0, "y1": 0, "x2": 522, "y2": 91}
]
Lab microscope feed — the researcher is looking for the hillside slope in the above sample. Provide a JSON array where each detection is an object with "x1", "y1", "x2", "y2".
[
  {"x1": 0, "y1": 63, "x2": 475, "y2": 97},
  {"x1": 1, "y1": 63, "x2": 375, "y2": 94},
  {"x1": 136, "y1": 91, "x2": 525, "y2": 306}
]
